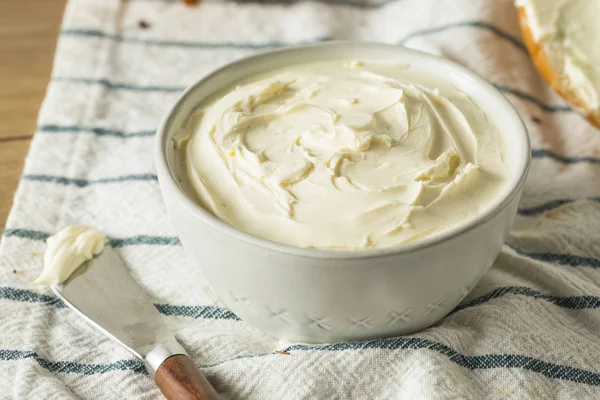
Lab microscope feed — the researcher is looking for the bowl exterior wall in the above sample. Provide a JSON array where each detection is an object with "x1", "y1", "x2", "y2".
[
  {"x1": 159, "y1": 178, "x2": 521, "y2": 343},
  {"x1": 155, "y1": 42, "x2": 530, "y2": 343}
]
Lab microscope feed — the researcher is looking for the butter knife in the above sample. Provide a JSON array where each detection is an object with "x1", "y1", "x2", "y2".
[{"x1": 51, "y1": 247, "x2": 219, "y2": 400}]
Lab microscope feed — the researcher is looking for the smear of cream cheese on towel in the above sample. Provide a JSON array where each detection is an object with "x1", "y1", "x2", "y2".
[
  {"x1": 184, "y1": 60, "x2": 507, "y2": 250},
  {"x1": 35, "y1": 225, "x2": 106, "y2": 285}
]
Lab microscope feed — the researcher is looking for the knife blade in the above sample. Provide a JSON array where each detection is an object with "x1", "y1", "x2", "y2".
[{"x1": 52, "y1": 247, "x2": 219, "y2": 400}]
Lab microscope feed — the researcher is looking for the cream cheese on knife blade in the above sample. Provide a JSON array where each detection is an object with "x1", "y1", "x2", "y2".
[
  {"x1": 184, "y1": 60, "x2": 507, "y2": 250},
  {"x1": 35, "y1": 225, "x2": 106, "y2": 285}
]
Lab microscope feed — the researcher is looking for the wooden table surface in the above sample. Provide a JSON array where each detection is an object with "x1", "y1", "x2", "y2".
[{"x1": 0, "y1": 0, "x2": 67, "y2": 229}]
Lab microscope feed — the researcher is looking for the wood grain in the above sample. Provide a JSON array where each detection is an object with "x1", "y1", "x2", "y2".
[
  {"x1": 0, "y1": 0, "x2": 67, "y2": 229},
  {"x1": 155, "y1": 354, "x2": 220, "y2": 400}
]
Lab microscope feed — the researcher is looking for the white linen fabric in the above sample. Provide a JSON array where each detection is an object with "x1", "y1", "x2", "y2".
[{"x1": 1, "y1": 0, "x2": 600, "y2": 398}]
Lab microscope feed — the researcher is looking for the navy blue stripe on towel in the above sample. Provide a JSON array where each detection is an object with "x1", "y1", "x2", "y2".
[
  {"x1": 518, "y1": 197, "x2": 600, "y2": 216},
  {"x1": 60, "y1": 28, "x2": 329, "y2": 50},
  {"x1": 493, "y1": 84, "x2": 571, "y2": 113},
  {"x1": 53, "y1": 77, "x2": 185, "y2": 93},
  {"x1": 0, "y1": 349, "x2": 145, "y2": 375},
  {"x1": 61, "y1": 21, "x2": 521, "y2": 52},
  {"x1": 398, "y1": 21, "x2": 526, "y2": 53},
  {"x1": 280, "y1": 339, "x2": 600, "y2": 386},
  {"x1": 0, "y1": 286, "x2": 239, "y2": 321},
  {"x1": 0, "y1": 287, "x2": 64, "y2": 308},
  {"x1": 2, "y1": 229, "x2": 51, "y2": 241},
  {"x1": 506, "y1": 244, "x2": 600, "y2": 269},
  {"x1": 2, "y1": 229, "x2": 180, "y2": 248},
  {"x1": 38, "y1": 124, "x2": 155, "y2": 138},
  {"x1": 154, "y1": 303, "x2": 240, "y2": 320},
  {"x1": 532, "y1": 149, "x2": 600, "y2": 164},
  {"x1": 452, "y1": 286, "x2": 600, "y2": 315},
  {"x1": 21, "y1": 174, "x2": 158, "y2": 187}
]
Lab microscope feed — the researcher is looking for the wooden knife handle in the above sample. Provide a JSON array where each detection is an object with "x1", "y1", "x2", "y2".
[{"x1": 155, "y1": 354, "x2": 219, "y2": 400}]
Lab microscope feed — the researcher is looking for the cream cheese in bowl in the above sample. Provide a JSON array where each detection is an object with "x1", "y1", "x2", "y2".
[
  {"x1": 184, "y1": 60, "x2": 508, "y2": 250},
  {"x1": 156, "y1": 43, "x2": 529, "y2": 342}
]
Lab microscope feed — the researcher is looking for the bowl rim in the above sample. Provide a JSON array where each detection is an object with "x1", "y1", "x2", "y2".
[{"x1": 155, "y1": 41, "x2": 531, "y2": 260}]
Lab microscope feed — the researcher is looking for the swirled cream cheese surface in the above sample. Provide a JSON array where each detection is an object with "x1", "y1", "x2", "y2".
[
  {"x1": 35, "y1": 225, "x2": 106, "y2": 285},
  {"x1": 184, "y1": 61, "x2": 507, "y2": 250}
]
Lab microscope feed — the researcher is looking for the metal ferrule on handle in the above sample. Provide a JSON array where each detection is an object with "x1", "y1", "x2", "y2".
[{"x1": 144, "y1": 340, "x2": 188, "y2": 375}]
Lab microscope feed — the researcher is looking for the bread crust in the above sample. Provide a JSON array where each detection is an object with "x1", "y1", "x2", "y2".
[{"x1": 517, "y1": 7, "x2": 600, "y2": 128}]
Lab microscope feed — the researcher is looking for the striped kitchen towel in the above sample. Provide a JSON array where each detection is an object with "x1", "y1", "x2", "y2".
[{"x1": 2, "y1": 0, "x2": 600, "y2": 398}]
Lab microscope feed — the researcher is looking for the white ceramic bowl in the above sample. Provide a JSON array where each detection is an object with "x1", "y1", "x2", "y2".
[{"x1": 156, "y1": 42, "x2": 530, "y2": 343}]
